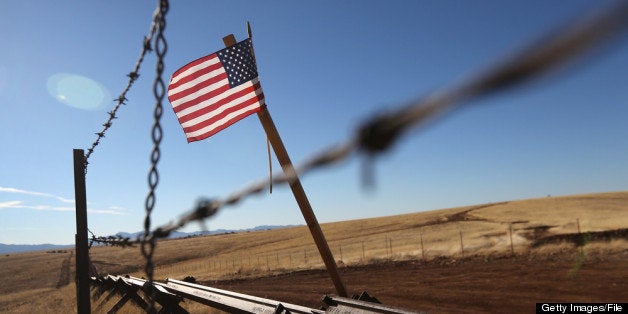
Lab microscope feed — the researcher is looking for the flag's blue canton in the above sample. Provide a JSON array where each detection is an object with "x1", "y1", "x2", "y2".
[{"x1": 217, "y1": 38, "x2": 259, "y2": 88}]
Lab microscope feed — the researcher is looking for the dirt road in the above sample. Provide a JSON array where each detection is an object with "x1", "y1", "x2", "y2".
[{"x1": 207, "y1": 249, "x2": 627, "y2": 313}]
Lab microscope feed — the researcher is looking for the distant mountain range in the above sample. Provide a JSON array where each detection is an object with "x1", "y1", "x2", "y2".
[
  {"x1": 114, "y1": 225, "x2": 299, "y2": 240},
  {"x1": 0, "y1": 225, "x2": 300, "y2": 254},
  {"x1": 0, "y1": 243, "x2": 74, "y2": 254}
]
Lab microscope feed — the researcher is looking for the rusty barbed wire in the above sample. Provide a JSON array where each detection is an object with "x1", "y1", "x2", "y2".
[
  {"x1": 90, "y1": 234, "x2": 137, "y2": 248},
  {"x1": 141, "y1": 0, "x2": 168, "y2": 312},
  {"x1": 83, "y1": 5, "x2": 163, "y2": 172},
  {"x1": 148, "y1": 1, "x2": 628, "y2": 239}
]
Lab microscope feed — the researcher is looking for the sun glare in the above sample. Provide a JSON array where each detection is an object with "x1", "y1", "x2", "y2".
[{"x1": 46, "y1": 73, "x2": 110, "y2": 110}]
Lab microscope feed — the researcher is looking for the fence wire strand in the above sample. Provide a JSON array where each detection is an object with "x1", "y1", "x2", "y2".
[
  {"x1": 83, "y1": 5, "x2": 164, "y2": 172},
  {"x1": 148, "y1": 1, "x2": 628, "y2": 239}
]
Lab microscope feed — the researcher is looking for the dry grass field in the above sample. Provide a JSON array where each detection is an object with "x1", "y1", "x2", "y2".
[{"x1": 0, "y1": 191, "x2": 626, "y2": 313}]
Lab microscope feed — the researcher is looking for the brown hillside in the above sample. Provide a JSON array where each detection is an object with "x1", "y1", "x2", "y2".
[{"x1": 0, "y1": 191, "x2": 626, "y2": 313}]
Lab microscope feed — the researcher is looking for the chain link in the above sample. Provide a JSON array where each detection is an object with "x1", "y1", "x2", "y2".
[{"x1": 141, "y1": 0, "x2": 168, "y2": 311}]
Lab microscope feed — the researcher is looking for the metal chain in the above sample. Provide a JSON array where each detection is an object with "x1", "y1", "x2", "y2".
[
  {"x1": 141, "y1": 0, "x2": 168, "y2": 311},
  {"x1": 149, "y1": 0, "x2": 628, "y2": 239}
]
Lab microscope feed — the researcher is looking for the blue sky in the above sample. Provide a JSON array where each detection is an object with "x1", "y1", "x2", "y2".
[{"x1": 1, "y1": 1, "x2": 626, "y2": 244}]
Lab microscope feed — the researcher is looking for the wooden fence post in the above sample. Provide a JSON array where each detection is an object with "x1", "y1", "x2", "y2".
[
  {"x1": 361, "y1": 242, "x2": 365, "y2": 262},
  {"x1": 459, "y1": 230, "x2": 464, "y2": 258},
  {"x1": 577, "y1": 218, "x2": 583, "y2": 254},
  {"x1": 509, "y1": 224, "x2": 514, "y2": 255},
  {"x1": 339, "y1": 244, "x2": 343, "y2": 262},
  {"x1": 385, "y1": 236, "x2": 389, "y2": 259},
  {"x1": 73, "y1": 149, "x2": 91, "y2": 314},
  {"x1": 420, "y1": 233, "x2": 425, "y2": 260}
]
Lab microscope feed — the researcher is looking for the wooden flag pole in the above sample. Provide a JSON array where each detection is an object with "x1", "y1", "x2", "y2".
[{"x1": 223, "y1": 33, "x2": 348, "y2": 297}]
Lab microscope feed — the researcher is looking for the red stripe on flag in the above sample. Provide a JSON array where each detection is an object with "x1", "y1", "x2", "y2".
[
  {"x1": 184, "y1": 106, "x2": 263, "y2": 143},
  {"x1": 168, "y1": 72, "x2": 228, "y2": 105},
  {"x1": 171, "y1": 83, "x2": 230, "y2": 114},
  {"x1": 170, "y1": 54, "x2": 216, "y2": 79},
  {"x1": 177, "y1": 82, "x2": 262, "y2": 123},
  {"x1": 168, "y1": 60, "x2": 223, "y2": 91},
  {"x1": 182, "y1": 89, "x2": 264, "y2": 133}
]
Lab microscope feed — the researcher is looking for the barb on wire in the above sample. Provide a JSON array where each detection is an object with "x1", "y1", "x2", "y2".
[
  {"x1": 88, "y1": 228, "x2": 137, "y2": 249},
  {"x1": 91, "y1": 235, "x2": 137, "y2": 248},
  {"x1": 83, "y1": 8, "x2": 162, "y2": 172},
  {"x1": 149, "y1": 1, "x2": 628, "y2": 239}
]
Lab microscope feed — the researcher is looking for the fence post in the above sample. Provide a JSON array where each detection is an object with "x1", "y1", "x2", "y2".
[
  {"x1": 385, "y1": 236, "x2": 389, "y2": 259},
  {"x1": 73, "y1": 149, "x2": 91, "y2": 314},
  {"x1": 577, "y1": 218, "x2": 583, "y2": 254},
  {"x1": 509, "y1": 224, "x2": 514, "y2": 255},
  {"x1": 459, "y1": 230, "x2": 464, "y2": 258},
  {"x1": 361, "y1": 242, "x2": 365, "y2": 262},
  {"x1": 339, "y1": 244, "x2": 343, "y2": 262},
  {"x1": 420, "y1": 233, "x2": 425, "y2": 260}
]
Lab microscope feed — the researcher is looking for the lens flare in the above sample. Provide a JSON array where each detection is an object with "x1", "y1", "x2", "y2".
[{"x1": 47, "y1": 73, "x2": 110, "y2": 110}]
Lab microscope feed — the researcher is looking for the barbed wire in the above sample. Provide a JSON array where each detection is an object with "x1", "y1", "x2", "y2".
[
  {"x1": 86, "y1": 227, "x2": 140, "y2": 249},
  {"x1": 147, "y1": 1, "x2": 628, "y2": 240},
  {"x1": 83, "y1": 5, "x2": 164, "y2": 172},
  {"x1": 89, "y1": 233, "x2": 137, "y2": 248}
]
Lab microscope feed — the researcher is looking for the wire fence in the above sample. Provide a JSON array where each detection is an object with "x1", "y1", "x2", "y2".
[
  {"x1": 83, "y1": 5, "x2": 163, "y2": 171},
  {"x1": 83, "y1": 0, "x2": 628, "y2": 287},
  {"x1": 148, "y1": 216, "x2": 615, "y2": 280}
]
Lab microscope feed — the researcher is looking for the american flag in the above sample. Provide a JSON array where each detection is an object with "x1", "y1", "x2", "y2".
[{"x1": 167, "y1": 38, "x2": 265, "y2": 143}]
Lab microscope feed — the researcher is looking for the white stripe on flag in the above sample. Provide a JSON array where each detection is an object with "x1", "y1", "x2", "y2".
[
  {"x1": 180, "y1": 80, "x2": 260, "y2": 128},
  {"x1": 185, "y1": 99, "x2": 262, "y2": 139},
  {"x1": 168, "y1": 57, "x2": 220, "y2": 86},
  {"x1": 176, "y1": 77, "x2": 258, "y2": 119},
  {"x1": 170, "y1": 76, "x2": 229, "y2": 110},
  {"x1": 168, "y1": 67, "x2": 225, "y2": 97}
]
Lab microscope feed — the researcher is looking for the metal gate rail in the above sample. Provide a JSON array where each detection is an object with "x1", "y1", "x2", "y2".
[{"x1": 92, "y1": 275, "x2": 422, "y2": 313}]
